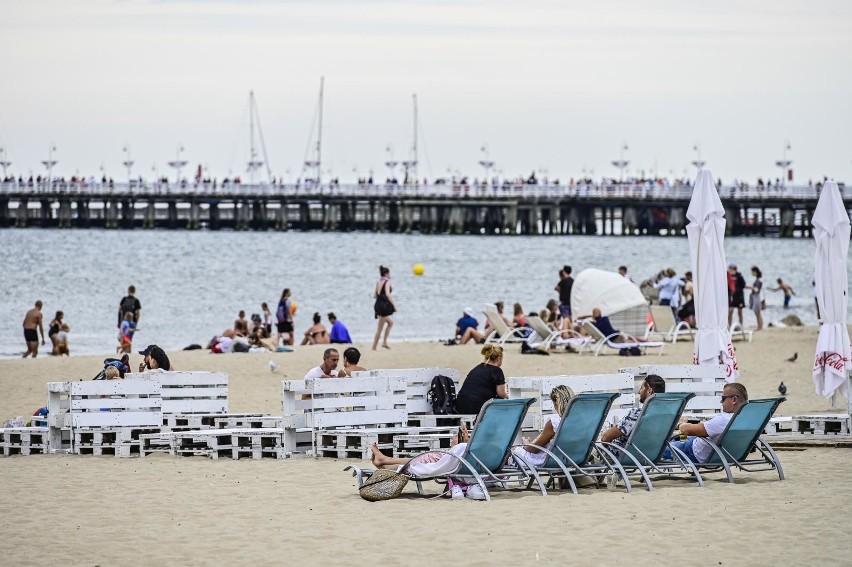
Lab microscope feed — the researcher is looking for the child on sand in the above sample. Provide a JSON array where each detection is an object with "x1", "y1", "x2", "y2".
[{"x1": 117, "y1": 312, "x2": 138, "y2": 354}]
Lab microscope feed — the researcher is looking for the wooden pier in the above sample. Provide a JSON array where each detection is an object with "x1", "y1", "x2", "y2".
[{"x1": 0, "y1": 182, "x2": 844, "y2": 236}]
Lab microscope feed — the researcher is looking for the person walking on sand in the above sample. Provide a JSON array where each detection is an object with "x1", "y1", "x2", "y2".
[
  {"x1": 372, "y1": 265, "x2": 396, "y2": 350},
  {"x1": 22, "y1": 300, "x2": 45, "y2": 358}
]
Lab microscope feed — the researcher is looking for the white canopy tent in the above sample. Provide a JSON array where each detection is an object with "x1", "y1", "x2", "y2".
[
  {"x1": 686, "y1": 169, "x2": 739, "y2": 381},
  {"x1": 571, "y1": 268, "x2": 649, "y2": 337},
  {"x1": 811, "y1": 180, "x2": 852, "y2": 410}
]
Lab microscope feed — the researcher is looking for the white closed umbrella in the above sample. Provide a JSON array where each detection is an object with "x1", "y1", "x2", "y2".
[
  {"x1": 686, "y1": 170, "x2": 739, "y2": 381},
  {"x1": 812, "y1": 180, "x2": 851, "y2": 400}
]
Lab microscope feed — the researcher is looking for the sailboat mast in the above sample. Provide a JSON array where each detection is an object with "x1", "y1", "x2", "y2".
[{"x1": 316, "y1": 76, "x2": 324, "y2": 185}]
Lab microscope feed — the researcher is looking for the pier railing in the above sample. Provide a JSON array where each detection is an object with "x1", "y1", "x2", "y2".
[{"x1": 0, "y1": 181, "x2": 844, "y2": 201}]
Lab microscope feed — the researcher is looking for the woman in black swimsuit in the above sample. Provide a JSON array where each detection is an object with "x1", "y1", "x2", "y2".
[
  {"x1": 48, "y1": 311, "x2": 64, "y2": 356},
  {"x1": 372, "y1": 265, "x2": 397, "y2": 350}
]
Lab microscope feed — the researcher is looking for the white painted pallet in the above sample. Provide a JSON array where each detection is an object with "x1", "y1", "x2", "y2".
[
  {"x1": 394, "y1": 433, "x2": 455, "y2": 458},
  {"x1": 215, "y1": 416, "x2": 282, "y2": 430},
  {"x1": 790, "y1": 414, "x2": 850, "y2": 435},
  {"x1": 620, "y1": 364, "x2": 727, "y2": 415},
  {"x1": 139, "y1": 432, "x2": 173, "y2": 457},
  {"x1": 231, "y1": 428, "x2": 285, "y2": 460},
  {"x1": 1, "y1": 427, "x2": 49, "y2": 456},
  {"x1": 128, "y1": 371, "x2": 229, "y2": 414},
  {"x1": 171, "y1": 429, "x2": 235, "y2": 459},
  {"x1": 315, "y1": 426, "x2": 457, "y2": 459}
]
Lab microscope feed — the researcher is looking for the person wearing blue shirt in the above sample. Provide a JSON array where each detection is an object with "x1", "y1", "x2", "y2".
[
  {"x1": 327, "y1": 312, "x2": 352, "y2": 344},
  {"x1": 456, "y1": 308, "x2": 479, "y2": 339}
]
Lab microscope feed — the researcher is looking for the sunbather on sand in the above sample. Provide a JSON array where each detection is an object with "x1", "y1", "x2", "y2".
[{"x1": 370, "y1": 422, "x2": 470, "y2": 475}]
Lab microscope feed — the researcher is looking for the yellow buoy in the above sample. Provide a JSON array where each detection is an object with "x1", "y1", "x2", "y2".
[
  {"x1": 289, "y1": 300, "x2": 298, "y2": 315},
  {"x1": 412, "y1": 263, "x2": 425, "y2": 276}
]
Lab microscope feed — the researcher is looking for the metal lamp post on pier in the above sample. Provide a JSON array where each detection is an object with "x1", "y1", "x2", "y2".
[
  {"x1": 0, "y1": 146, "x2": 11, "y2": 178},
  {"x1": 691, "y1": 143, "x2": 706, "y2": 170},
  {"x1": 41, "y1": 144, "x2": 58, "y2": 187},
  {"x1": 775, "y1": 140, "x2": 792, "y2": 187},
  {"x1": 478, "y1": 144, "x2": 495, "y2": 183},
  {"x1": 385, "y1": 145, "x2": 398, "y2": 182},
  {"x1": 123, "y1": 145, "x2": 134, "y2": 188},
  {"x1": 167, "y1": 145, "x2": 188, "y2": 188},
  {"x1": 611, "y1": 141, "x2": 629, "y2": 182}
]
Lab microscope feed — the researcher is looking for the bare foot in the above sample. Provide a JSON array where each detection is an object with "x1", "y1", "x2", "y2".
[
  {"x1": 382, "y1": 344, "x2": 391, "y2": 350},
  {"x1": 370, "y1": 442, "x2": 389, "y2": 467}
]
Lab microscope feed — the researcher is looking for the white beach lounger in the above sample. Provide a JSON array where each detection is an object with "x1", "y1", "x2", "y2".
[
  {"x1": 578, "y1": 320, "x2": 665, "y2": 357},
  {"x1": 482, "y1": 308, "x2": 528, "y2": 345},
  {"x1": 648, "y1": 305, "x2": 694, "y2": 343},
  {"x1": 525, "y1": 315, "x2": 590, "y2": 352}
]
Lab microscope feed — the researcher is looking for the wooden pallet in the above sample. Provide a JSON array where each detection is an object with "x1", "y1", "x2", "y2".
[
  {"x1": 1, "y1": 427, "x2": 49, "y2": 456},
  {"x1": 231, "y1": 428, "x2": 285, "y2": 460},
  {"x1": 315, "y1": 426, "x2": 457, "y2": 459},
  {"x1": 790, "y1": 414, "x2": 850, "y2": 435},
  {"x1": 76, "y1": 444, "x2": 136, "y2": 457},
  {"x1": 215, "y1": 416, "x2": 282, "y2": 430},
  {"x1": 394, "y1": 433, "x2": 455, "y2": 458},
  {"x1": 405, "y1": 414, "x2": 476, "y2": 430},
  {"x1": 139, "y1": 432, "x2": 173, "y2": 457},
  {"x1": 171, "y1": 429, "x2": 235, "y2": 459},
  {"x1": 164, "y1": 412, "x2": 268, "y2": 430}
]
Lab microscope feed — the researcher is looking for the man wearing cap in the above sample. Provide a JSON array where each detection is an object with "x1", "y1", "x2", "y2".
[
  {"x1": 727, "y1": 263, "x2": 746, "y2": 328},
  {"x1": 138, "y1": 344, "x2": 173, "y2": 372}
]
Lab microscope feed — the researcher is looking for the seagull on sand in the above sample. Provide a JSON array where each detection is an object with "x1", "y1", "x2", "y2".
[
  {"x1": 778, "y1": 381, "x2": 788, "y2": 396},
  {"x1": 268, "y1": 359, "x2": 279, "y2": 373},
  {"x1": 786, "y1": 352, "x2": 798, "y2": 363}
]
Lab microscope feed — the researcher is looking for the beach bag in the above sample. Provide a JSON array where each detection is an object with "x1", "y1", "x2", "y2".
[
  {"x1": 374, "y1": 282, "x2": 395, "y2": 318},
  {"x1": 359, "y1": 469, "x2": 410, "y2": 502},
  {"x1": 428, "y1": 375, "x2": 458, "y2": 415}
]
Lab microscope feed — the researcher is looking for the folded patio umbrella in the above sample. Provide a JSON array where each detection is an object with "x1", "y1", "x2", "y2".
[
  {"x1": 811, "y1": 180, "x2": 851, "y2": 399},
  {"x1": 686, "y1": 170, "x2": 739, "y2": 381}
]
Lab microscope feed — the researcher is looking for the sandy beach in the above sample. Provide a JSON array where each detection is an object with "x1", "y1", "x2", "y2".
[{"x1": 2, "y1": 327, "x2": 851, "y2": 565}]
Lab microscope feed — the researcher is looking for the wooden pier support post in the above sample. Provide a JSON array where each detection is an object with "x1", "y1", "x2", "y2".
[
  {"x1": 0, "y1": 197, "x2": 9, "y2": 228},
  {"x1": 275, "y1": 201, "x2": 288, "y2": 231},
  {"x1": 167, "y1": 201, "x2": 178, "y2": 229},
  {"x1": 187, "y1": 200, "x2": 200, "y2": 230},
  {"x1": 208, "y1": 202, "x2": 220, "y2": 230},
  {"x1": 40, "y1": 199, "x2": 52, "y2": 228},
  {"x1": 323, "y1": 202, "x2": 335, "y2": 231},
  {"x1": 121, "y1": 199, "x2": 134, "y2": 229},
  {"x1": 76, "y1": 199, "x2": 90, "y2": 228},
  {"x1": 504, "y1": 204, "x2": 518, "y2": 235},
  {"x1": 143, "y1": 201, "x2": 156, "y2": 229},
  {"x1": 106, "y1": 200, "x2": 120, "y2": 229},
  {"x1": 16, "y1": 198, "x2": 28, "y2": 227}
]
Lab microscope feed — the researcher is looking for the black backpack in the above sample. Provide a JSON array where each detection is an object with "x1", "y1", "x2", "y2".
[{"x1": 428, "y1": 375, "x2": 458, "y2": 415}]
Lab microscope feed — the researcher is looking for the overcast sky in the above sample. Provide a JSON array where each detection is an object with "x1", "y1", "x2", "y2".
[{"x1": 2, "y1": 0, "x2": 851, "y2": 184}]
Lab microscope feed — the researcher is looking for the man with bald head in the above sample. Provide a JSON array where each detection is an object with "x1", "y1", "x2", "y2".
[{"x1": 22, "y1": 300, "x2": 45, "y2": 358}]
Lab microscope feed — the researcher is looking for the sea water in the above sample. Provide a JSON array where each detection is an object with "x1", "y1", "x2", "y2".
[{"x1": 0, "y1": 229, "x2": 834, "y2": 357}]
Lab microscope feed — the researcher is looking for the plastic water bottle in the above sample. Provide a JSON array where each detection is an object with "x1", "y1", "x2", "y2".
[{"x1": 606, "y1": 472, "x2": 618, "y2": 491}]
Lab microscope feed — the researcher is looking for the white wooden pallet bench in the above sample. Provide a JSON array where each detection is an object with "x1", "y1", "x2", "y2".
[
  {"x1": 47, "y1": 380, "x2": 163, "y2": 456},
  {"x1": 508, "y1": 373, "x2": 636, "y2": 432},
  {"x1": 127, "y1": 371, "x2": 229, "y2": 419},
  {"x1": 350, "y1": 368, "x2": 474, "y2": 428},
  {"x1": 0, "y1": 427, "x2": 49, "y2": 456},
  {"x1": 620, "y1": 364, "x2": 727, "y2": 418},
  {"x1": 282, "y1": 376, "x2": 459, "y2": 458}
]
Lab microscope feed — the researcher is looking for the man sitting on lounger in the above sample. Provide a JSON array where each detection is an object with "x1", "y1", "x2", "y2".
[
  {"x1": 662, "y1": 382, "x2": 748, "y2": 463},
  {"x1": 600, "y1": 374, "x2": 665, "y2": 447},
  {"x1": 590, "y1": 308, "x2": 649, "y2": 343}
]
